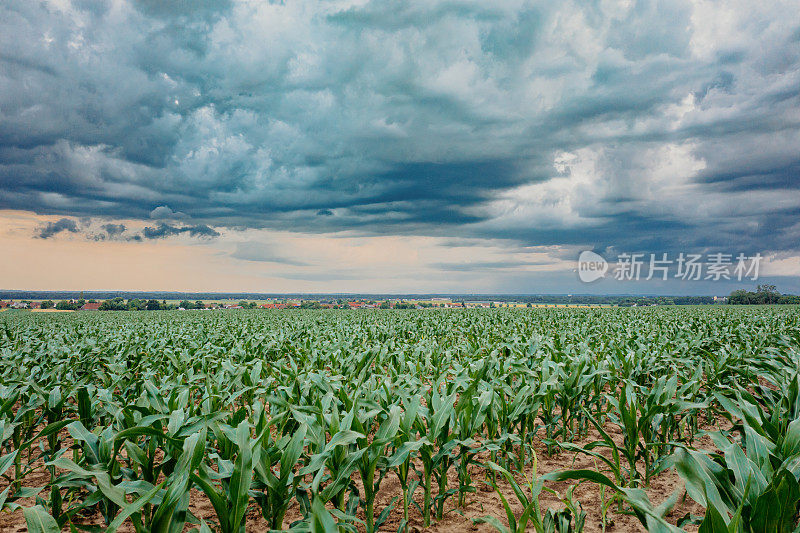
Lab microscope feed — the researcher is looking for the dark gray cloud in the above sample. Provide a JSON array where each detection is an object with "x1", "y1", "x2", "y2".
[
  {"x1": 1, "y1": 0, "x2": 799, "y2": 260},
  {"x1": 141, "y1": 223, "x2": 220, "y2": 239},
  {"x1": 101, "y1": 223, "x2": 126, "y2": 237},
  {"x1": 32, "y1": 218, "x2": 220, "y2": 241},
  {"x1": 37, "y1": 218, "x2": 79, "y2": 239}
]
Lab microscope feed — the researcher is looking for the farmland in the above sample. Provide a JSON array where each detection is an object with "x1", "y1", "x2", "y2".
[{"x1": 0, "y1": 307, "x2": 799, "y2": 532}]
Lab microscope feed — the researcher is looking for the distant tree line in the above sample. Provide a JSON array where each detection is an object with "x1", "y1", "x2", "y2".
[
  {"x1": 728, "y1": 285, "x2": 800, "y2": 305},
  {"x1": 616, "y1": 296, "x2": 718, "y2": 307},
  {"x1": 56, "y1": 299, "x2": 85, "y2": 310},
  {"x1": 100, "y1": 298, "x2": 178, "y2": 311},
  {"x1": 96, "y1": 299, "x2": 262, "y2": 310}
]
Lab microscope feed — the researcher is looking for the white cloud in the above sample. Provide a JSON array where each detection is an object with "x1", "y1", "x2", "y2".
[{"x1": 149, "y1": 205, "x2": 187, "y2": 219}]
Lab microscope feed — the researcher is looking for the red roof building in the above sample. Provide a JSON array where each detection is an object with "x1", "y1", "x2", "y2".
[{"x1": 81, "y1": 302, "x2": 102, "y2": 311}]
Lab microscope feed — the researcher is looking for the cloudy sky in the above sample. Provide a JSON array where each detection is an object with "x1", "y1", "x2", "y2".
[{"x1": 1, "y1": 0, "x2": 799, "y2": 294}]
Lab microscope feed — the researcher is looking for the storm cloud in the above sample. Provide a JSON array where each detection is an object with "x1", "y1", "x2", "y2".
[
  {"x1": 141, "y1": 223, "x2": 220, "y2": 239},
  {"x1": 37, "y1": 218, "x2": 79, "y2": 239},
  {"x1": 101, "y1": 223, "x2": 126, "y2": 237},
  {"x1": 1, "y1": 0, "x2": 799, "y2": 257}
]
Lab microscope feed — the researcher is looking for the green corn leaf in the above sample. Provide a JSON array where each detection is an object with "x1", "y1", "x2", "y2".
[
  {"x1": 229, "y1": 420, "x2": 256, "y2": 532},
  {"x1": 280, "y1": 424, "x2": 307, "y2": 481},
  {"x1": 22, "y1": 420, "x2": 74, "y2": 449},
  {"x1": 151, "y1": 473, "x2": 190, "y2": 532},
  {"x1": 473, "y1": 514, "x2": 511, "y2": 533},
  {"x1": 781, "y1": 417, "x2": 800, "y2": 458},
  {"x1": 0, "y1": 450, "x2": 18, "y2": 477},
  {"x1": 49, "y1": 457, "x2": 127, "y2": 507},
  {"x1": 310, "y1": 498, "x2": 338, "y2": 533},
  {"x1": 23, "y1": 505, "x2": 60, "y2": 533},
  {"x1": 107, "y1": 481, "x2": 165, "y2": 533},
  {"x1": 191, "y1": 466, "x2": 229, "y2": 531}
]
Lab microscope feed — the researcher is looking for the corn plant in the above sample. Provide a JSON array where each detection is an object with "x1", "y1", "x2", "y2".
[
  {"x1": 251, "y1": 421, "x2": 307, "y2": 530},
  {"x1": 414, "y1": 377, "x2": 459, "y2": 524},
  {"x1": 474, "y1": 456, "x2": 549, "y2": 533},
  {"x1": 386, "y1": 393, "x2": 426, "y2": 533},
  {"x1": 671, "y1": 382, "x2": 800, "y2": 532},
  {"x1": 191, "y1": 421, "x2": 257, "y2": 533},
  {"x1": 542, "y1": 469, "x2": 682, "y2": 533},
  {"x1": 453, "y1": 371, "x2": 492, "y2": 508},
  {"x1": 351, "y1": 401, "x2": 401, "y2": 533}
]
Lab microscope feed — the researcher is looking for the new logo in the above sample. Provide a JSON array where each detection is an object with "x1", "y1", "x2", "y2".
[{"x1": 578, "y1": 251, "x2": 608, "y2": 283}]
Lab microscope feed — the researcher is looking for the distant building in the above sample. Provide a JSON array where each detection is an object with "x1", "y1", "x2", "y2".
[{"x1": 81, "y1": 302, "x2": 102, "y2": 311}]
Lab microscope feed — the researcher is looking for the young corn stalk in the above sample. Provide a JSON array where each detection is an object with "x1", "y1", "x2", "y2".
[
  {"x1": 386, "y1": 397, "x2": 426, "y2": 533},
  {"x1": 454, "y1": 386, "x2": 492, "y2": 508},
  {"x1": 473, "y1": 455, "x2": 549, "y2": 533},
  {"x1": 191, "y1": 420, "x2": 259, "y2": 533},
  {"x1": 352, "y1": 402, "x2": 401, "y2": 533},
  {"x1": 301, "y1": 396, "x2": 365, "y2": 529},
  {"x1": 413, "y1": 379, "x2": 458, "y2": 526},
  {"x1": 251, "y1": 422, "x2": 307, "y2": 530}
]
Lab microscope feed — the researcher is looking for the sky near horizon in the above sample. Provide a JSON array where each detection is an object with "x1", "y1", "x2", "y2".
[{"x1": 1, "y1": 0, "x2": 799, "y2": 294}]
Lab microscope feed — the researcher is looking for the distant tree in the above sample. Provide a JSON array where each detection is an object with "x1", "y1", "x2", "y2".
[
  {"x1": 728, "y1": 289, "x2": 749, "y2": 305},
  {"x1": 195, "y1": 300, "x2": 205, "y2": 310},
  {"x1": 56, "y1": 300, "x2": 79, "y2": 310},
  {"x1": 756, "y1": 284, "x2": 780, "y2": 304},
  {"x1": 127, "y1": 299, "x2": 147, "y2": 311},
  {"x1": 179, "y1": 300, "x2": 194, "y2": 309},
  {"x1": 146, "y1": 299, "x2": 162, "y2": 310},
  {"x1": 40, "y1": 300, "x2": 54, "y2": 309},
  {"x1": 729, "y1": 286, "x2": 795, "y2": 305},
  {"x1": 380, "y1": 301, "x2": 391, "y2": 309},
  {"x1": 100, "y1": 297, "x2": 127, "y2": 311}
]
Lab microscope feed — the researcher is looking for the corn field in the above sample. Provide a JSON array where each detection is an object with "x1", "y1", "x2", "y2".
[{"x1": 1, "y1": 307, "x2": 799, "y2": 532}]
